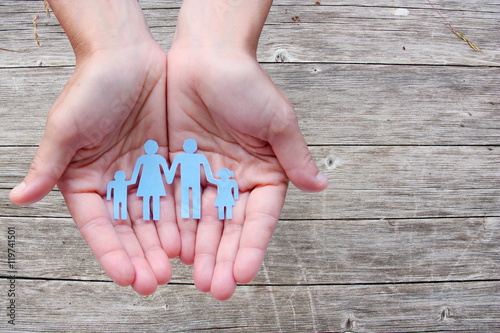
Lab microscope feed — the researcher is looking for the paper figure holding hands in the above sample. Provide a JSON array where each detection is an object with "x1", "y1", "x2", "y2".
[
  {"x1": 107, "y1": 138, "x2": 238, "y2": 221},
  {"x1": 213, "y1": 168, "x2": 239, "y2": 220},
  {"x1": 168, "y1": 139, "x2": 216, "y2": 219},
  {"x1": 107, "y1": 170, "x2": 133, "y2": 220},
  {"x1": 129, "y1": 140, "x2": 170, "y2": 221}
]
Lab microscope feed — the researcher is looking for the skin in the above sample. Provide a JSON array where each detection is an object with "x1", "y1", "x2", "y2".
[
  {"x1": 9, "y1": 0, "x2": 328, "y2": 300},
  {"x1": 168, "y1": 0, "x2": 328, "y2": 300},
  {"x1": 9, "y1": 0, "x2": 179, "y2": 295}
]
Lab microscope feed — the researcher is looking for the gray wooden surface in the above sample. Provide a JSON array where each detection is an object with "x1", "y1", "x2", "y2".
[{"x1": 1, "y1": 1, "x2": 499, "y2": 332}]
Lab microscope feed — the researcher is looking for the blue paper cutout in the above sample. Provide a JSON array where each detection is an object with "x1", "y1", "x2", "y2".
[
  {"x1": 168, "y1": 139, "x2": 216, "y2": 219},
  {"x1": 106, "y1": 139, "x2": 238, "y2": 221},
  {"x1": 213, "y1": 168, "x2": 239, "y2": 220},
  {"x1": 130, "y1": 140, "x2": 170, "y2": 221},
  {"x1": 107, "y1": 170, "x2": 133, "y2": 220}
]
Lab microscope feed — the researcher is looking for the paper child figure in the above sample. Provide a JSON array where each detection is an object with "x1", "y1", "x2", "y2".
[
  {"x1": 130, "y1": 140, "x2": 169, "y2": 221},
  {"x1": 213, "y1": 168, "x2": 239, "y2": 220},
  {"x1": 168, "y1": 139, "x2": 215, "y2": 219},
  {"x1": 107, "y1": 170, "x2": 133, "y2": 220}
]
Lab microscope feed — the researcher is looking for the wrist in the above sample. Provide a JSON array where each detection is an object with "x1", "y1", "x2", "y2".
[
  {"x1": 48, "y1": 0, "x2": 155, "y2": 61},
  {"x1": 172, "y1": 0, "x2": 272, "y2": 57}
]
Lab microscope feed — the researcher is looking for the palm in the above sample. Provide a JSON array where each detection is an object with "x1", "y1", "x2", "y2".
[
  {"x1": 54, "y1": 46, "x2": 179, "y2": 295},
  {"x1": 167, "y1": 50, "x2": 293, "y2": 300}
]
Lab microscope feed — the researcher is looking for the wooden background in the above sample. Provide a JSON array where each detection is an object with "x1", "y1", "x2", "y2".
[{"x1": 1, "y1": 0, "x2": 499, "y2": 332}]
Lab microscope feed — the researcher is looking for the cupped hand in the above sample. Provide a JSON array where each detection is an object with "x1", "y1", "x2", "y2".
[
  {"x1": 10, "y1": 44, "x2": 180, "y2": 295},
  {"x1": 167, "y1": 46, "x2": 328, "y2": 300}
]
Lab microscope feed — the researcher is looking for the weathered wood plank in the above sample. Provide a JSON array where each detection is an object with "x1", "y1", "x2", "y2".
[
  {"x1": 277, "y1": 64, "x2": 500, "y2": 146},
  {"x1": 265, "y1": 0, "x2": 500, "y2": 11},
  {"x1": 1, "y1": 65, "x2": 500, "y2": 147},
  {"x1": 260, "y1": 6, "x2": 500, "y2": 65},
  {"x1": 0, "y1": 216, "x2": 498, "y2": 285},
  {"x1": 2, "y1": 146, "x2": 499, "y2": 220},
  {"x1": 0, "y1": 1, "x2": 498, "y2": 332},
  {"x1": 268, "y1": 217, "x2": 500, "y2": 284},
  {"x1": 0, "y1": 279, "x2": 498, "y2": 332},
  {"x1": 1, "y1": 2, "x2": 499, "y2": 67},
  {"x1": 3, "y1": 0, "x2": 499, "y2": 13},
  {"x1": 285, "y1": 145, "x2": 500, "y2": 220}
]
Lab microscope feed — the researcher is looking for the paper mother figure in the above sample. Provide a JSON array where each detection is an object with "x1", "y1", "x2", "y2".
[{"x1": 129, "y1": 140, "x2": 170, "y2": 221}]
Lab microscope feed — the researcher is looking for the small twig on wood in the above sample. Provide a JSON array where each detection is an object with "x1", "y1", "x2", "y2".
[
  {"x1": 0, "y1": 47, "x2": 20, "y2": 53},
  {"x1": 33, "y1": 0, "x2": 51, "y2": 46},
  {"x1": 33, "y1": 13, "x2": 41, "y2": 46},
  {"x1": 426, "y1": 0, "x2": 482, "y2": 52},
  {"x1": 43, "y1": 0, "x2": 51, "y2": 18}
]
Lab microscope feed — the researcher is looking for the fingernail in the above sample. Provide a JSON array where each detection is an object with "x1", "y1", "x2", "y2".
[
  {"x1": 316, "y1": 172, "x2": 328, "y2": 186},
  {"x1": 11, "y1": 181, "x2": 27, "y2": 195}
]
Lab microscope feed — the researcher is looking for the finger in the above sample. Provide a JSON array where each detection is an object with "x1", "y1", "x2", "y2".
[
  {"x1": 234, "y1": 184, "x2": 287, "y2": 284},
  {"x1": 269, "y1": 104, "x2": 328, "y2": 193},
  {"x1": 107, "y1": 195, "x2": 158, "y2": 295},
  {"x1": 155, "y1": 190, "x2": 181, "y2": 258},
  {"x1": 10, "y1": 116, "x2": 76, "y2": 205},
  {"x1": 209, "y1": 191, "x2": 248, "y2": 301},
  {"x1": 173, "y1": 181, "x2": 198, "y2": 265},
  {"x1": 62, "y1": 191, "x2": 135, "y2": 287},
  {"x1": 193, "y1": 187, "x2": 222, "y2": 292},
  {"x1": 128, "y1": 194, "x2": 172, "y2": 286}
]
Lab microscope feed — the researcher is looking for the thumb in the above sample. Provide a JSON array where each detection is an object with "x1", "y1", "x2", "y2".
[
  {"x1": 269, "y1": 105, "x2": 328, "y2": 193},
  {"x1": 9, "y1": 120, "x2": 75, "y2": 205}
]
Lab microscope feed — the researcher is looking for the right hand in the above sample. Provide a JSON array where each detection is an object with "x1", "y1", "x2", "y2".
[{"x1": 9, "y1": 1, "x2": 180, "y2": 295}]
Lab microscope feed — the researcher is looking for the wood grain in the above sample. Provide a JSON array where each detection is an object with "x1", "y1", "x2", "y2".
[
  {"x1": 0, "y1": 0, "x2": 499, "y2": 332},
  {"x1": 0, "y1": 279, "x2": 499, "y2": 332},
  {"x1": 1, "y1": 2, "x2": 499, "y2": 67},
  {"x1": 0, "y1": 216, "x2": 498, "y2": 285},
  {"x1": 2, "y1": 146, "x2": 499, "y2": 220},
  {"x1": 1, "y1": 65, "x2": 500, "y2": 146}
]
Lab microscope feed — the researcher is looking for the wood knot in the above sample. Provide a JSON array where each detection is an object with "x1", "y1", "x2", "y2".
[
  {"x1": 274, "y1": 50, "x2": 290, "y2": 62},
  {"x1": 344, "y1": 316, "x2": 355, "y2": 332},
  {"x1": 326, "y1": 157, "x2": 335, "y2": 168},
  {"x1": 440, "y1": 307, "x2": 451, "y2": 321},
  {"x1": 326, "y1": 155, "x2": 343, "y2": 170}
]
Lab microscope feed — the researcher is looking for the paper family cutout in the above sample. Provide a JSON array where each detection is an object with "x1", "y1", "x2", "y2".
[{"x1": 106, "y1": 139, "x2": 238, "y2": 221}]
